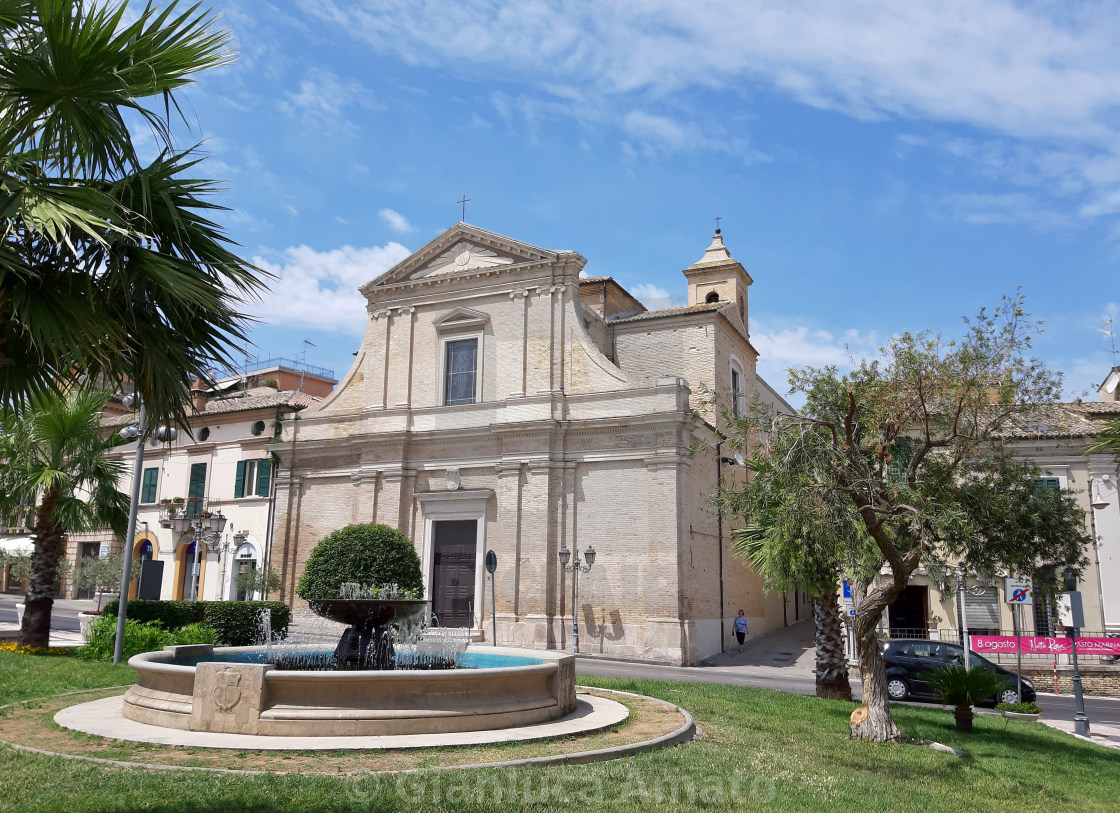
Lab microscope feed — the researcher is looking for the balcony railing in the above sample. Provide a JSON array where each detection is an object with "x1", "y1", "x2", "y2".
[{"x1": 159, "y1": 498, "x2": 209, "y2": 527}]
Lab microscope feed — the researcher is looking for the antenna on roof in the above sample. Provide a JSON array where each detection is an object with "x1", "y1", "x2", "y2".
[
  {"x1": 1099, "y1": 316, "x2": 1118, "y2": 364},
  {"x1": 299, "y1": 339, "x2": 316, "y2": 392}
]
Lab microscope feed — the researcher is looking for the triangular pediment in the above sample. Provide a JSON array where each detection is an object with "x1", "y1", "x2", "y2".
[
  {"x1": 363, "y1": 223, "x2": 559, "y2": 292},
  {"x1": 433, "y1": 306, "x2": 490, "y2": 327}
]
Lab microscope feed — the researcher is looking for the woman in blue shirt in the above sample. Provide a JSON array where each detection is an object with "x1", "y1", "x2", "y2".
[{"x1": 734, "y1": 610, "x2": 748, "y2": 652}]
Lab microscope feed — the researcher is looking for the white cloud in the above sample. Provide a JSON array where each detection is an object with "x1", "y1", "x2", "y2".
[
  {"x1": 751, "y1": 318, "x2": 881, "y2": 401},
  {"x1": 250, "y1": 243, "x2": 411, "y2": 333},
  {"x1": 300, "y1": 1, "x2": 1120, "y2": 224},
  {"x1": 627, "y1": 282, "x2": 683, "y2": 310},
  {"x1": 280, "y1": 66, "x2": 379, "y2": 135},
  {"x1": 378, "y1": 208, "x2": 415, "y2": 233}
]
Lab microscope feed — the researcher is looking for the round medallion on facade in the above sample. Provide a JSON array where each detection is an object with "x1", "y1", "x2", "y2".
[{"x1": 455, "y1": 249, "x2": 471, "y2": 268}]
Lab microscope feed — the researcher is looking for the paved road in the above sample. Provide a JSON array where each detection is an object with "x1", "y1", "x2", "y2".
[
  {"x1": 0, "y1": 594, "x2": 83, "y2": 631},
  {"x1": 575, "y1": 656, "x2": 1120, "y2": 726}
]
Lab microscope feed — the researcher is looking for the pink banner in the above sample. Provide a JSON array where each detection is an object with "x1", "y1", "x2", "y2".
[{"x1": 971, "y1": 635, "x2": 1120, "y2": 656}]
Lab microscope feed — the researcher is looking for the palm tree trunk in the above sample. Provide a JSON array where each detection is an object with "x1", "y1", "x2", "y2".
[
  {"x1": 813, "y1": 590, "x2": 852, "y2": 701},
  {"x1": 19, "y1": 491, "x2": 63, "y2": 649}
]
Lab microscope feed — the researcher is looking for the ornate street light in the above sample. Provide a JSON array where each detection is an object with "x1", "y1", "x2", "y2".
[
  {"x1": 558, "y1": 545, "x2": 596, "y2": 653},
  {"x1": 173, "y1": 509, "x2": 228, "y2": 600}
]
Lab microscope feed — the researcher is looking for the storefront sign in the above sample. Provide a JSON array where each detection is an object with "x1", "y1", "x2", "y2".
[{"x1": 972, "y1": 635, "x2": 1120, "y2": 656}]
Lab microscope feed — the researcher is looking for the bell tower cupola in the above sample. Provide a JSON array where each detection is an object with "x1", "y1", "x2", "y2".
[{"x1": 682, "y1": 228, "x2": 753, "y2": 334}]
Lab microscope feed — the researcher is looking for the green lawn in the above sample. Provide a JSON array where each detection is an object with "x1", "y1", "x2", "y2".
[{"x1": 1, "y1": 651, "x2": 1117, "y2": 812}]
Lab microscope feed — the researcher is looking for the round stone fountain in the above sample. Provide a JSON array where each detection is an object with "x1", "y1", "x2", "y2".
[{"x1": 120, "y1": 594, "x2": 576, "y2": 737}]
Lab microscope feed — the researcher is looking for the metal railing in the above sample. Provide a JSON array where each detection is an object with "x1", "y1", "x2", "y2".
[{"x1": 220, "y1": 357, "x2": 335, "y2": 380}]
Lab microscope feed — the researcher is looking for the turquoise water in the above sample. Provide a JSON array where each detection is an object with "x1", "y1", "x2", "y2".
[
  {"x1": 172, "y1": 650, "x2": 542, "y2": 669},
  {"x1": 455, "y1": 652, "x2": 542, "y2": 669}
]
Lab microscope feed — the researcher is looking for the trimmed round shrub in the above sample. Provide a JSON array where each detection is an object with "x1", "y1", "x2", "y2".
[{"x1": 296, "y1": 523, "x2": 422, "y2": 600}]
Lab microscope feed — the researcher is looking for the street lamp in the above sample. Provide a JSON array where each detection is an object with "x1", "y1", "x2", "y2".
[
  {"x1": 715, "y1": 442, "x2": 745, "y2": 653},
  {"x1": 171, "y1": 509, "x2": 228, "y2": 600},
  {"x1": 113, "y1": 397, "x2": 176, "y2": 664},
  {"x1": 558, "y1": 545, "x2": 596, "y2": 654}
]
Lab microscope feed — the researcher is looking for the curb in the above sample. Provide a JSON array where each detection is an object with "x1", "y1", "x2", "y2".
[{"x1": 0, "y1": 685, "x2": 695, "y2": 776}]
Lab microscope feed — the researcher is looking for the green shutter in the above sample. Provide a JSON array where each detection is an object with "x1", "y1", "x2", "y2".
[
  {"x1": 140, "y1": 468, "x2": 159, "y2": 503},
  {"x1": 187, "y1": 463, "x2": 206, "y2": 516},
  {"x1": 256, "y1": 458, "x2": 271, "y2": 497},
  {"x1": 234, "y1": 460, "x2": 246, "y2": 499}
]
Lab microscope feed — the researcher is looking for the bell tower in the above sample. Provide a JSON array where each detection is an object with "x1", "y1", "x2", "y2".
[{"x1": 682, "y1": 229, "x2": 752, "y2": 335}]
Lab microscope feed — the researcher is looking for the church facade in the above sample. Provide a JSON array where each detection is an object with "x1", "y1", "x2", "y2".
[{"x1": 271, "y1": 223, "x2": 799, "y2": 665}]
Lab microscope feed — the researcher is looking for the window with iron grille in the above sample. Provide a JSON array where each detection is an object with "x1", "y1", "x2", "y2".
[{"x1": 444, "y1": 338, "x2": 478, "y2": 406}]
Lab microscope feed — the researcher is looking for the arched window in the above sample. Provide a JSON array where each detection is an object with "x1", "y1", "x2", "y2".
[{"x1": 705, "y1": 290, "x2": 720, "y2": 304}]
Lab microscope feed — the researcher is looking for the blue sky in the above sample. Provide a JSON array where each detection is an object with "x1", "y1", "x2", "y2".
[{"x1": 172, "y1": 1, "x2": 1119, "y2": 402}]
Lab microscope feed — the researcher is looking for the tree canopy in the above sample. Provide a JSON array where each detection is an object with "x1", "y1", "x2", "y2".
[
  {"x1": 0, "y1": 385, "x2": 129, "y2": 647},
  {"x1": 0, "y1": 0, "x2": 268, "y2": 429},
  {"x1": 721, "y1": 294, "x2": 1090, "y2": 742}
]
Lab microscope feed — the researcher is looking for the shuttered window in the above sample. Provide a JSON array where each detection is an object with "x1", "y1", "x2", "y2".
[
  {"x1": 140, "y1": 467, "x2": 159, "y2": 503},
  {"x1": 256, "y1": 458, "x2": 271, "y2": 497},
  {"x1": 187, "y1": 463, "x2": 206, "y2": 517},
  {"x1": 235, "y1": 459, "x2": 271, "y2": 498}
]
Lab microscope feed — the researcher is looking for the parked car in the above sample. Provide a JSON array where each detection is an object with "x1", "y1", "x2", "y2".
[{"x1": 882, "y1": 639, "x2": 1035, "y2": 704}]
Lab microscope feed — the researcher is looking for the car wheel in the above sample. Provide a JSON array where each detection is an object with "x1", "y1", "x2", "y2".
[
  {"x1": 998, "y1": 688, "x2": 1020, "y2": 705},
  {"x1": 887, "y1": 678, "x2": 909, "y2": 701}
]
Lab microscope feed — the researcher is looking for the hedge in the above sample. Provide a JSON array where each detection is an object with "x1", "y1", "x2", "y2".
[
  {"x1": 101, "y1": 600, "x2": 291, "y2": 646},
  {"x1": 296, "y1": 523, "x2": 422, "y2": 600}
]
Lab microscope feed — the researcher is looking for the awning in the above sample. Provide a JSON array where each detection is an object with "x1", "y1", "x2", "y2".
[{"x1": 0, "y1": 536, "x2": 34, "y2": 555}]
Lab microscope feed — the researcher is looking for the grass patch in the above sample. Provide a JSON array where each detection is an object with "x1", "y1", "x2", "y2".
[
  {"x1": 0, "y1": 688, "x2": 678, "y2": 773},
  {"x1": 0, "y1": 655, "x2": 1117, "y2": 812},
  {"x1": 0, "y1": 650, "x2": 133, "y2": 708}
]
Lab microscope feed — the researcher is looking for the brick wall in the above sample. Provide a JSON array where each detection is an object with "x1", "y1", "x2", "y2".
[{"x1": 1021, "y1": 664, "x2": 1120, "y2": 698}]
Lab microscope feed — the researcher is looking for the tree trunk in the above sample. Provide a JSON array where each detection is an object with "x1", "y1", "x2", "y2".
[
  {"x1": 849, "y1": 580, "x2": 905, "y2": 742},
  {"x1": 813, "y1": 590, "x2": 852, "y2": 701},
  {"x1": 19, "y1": 493, "x2": 63, "y2": 650}
]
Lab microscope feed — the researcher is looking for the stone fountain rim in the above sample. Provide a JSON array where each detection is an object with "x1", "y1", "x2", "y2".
[{"x1": 128, "y1": 644, "x2": 571, "y2": 676}]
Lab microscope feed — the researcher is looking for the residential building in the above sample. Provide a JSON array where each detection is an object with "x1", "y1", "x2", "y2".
[
  {"x1": 67, "y1": 380, "x2": 321, "y2": 602},
  {"x1": 270, "y1": 223, "x2": 802, "y2": 665},
  {"x1": 881, "y1": 380, "x2": 1120, "y2": 639}
]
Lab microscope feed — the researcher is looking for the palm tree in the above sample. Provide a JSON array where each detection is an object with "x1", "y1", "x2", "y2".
[
  {"x1": 732, "y1": 523, "x2": 853, "y2": 701},
  {"x1": 0, "y1": 386, "x2": 128, "y2": 648},
  {"x1": 0, "y1": 1, "x2": 269, "y2": 429},
  {"x1": 1088, "y1": 419, "x2": 1120, "y2": 457}
]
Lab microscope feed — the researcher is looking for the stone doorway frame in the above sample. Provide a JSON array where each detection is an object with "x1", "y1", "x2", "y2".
[{"x1": 415, "y1": 488, "x2": 492, "y2": 633}]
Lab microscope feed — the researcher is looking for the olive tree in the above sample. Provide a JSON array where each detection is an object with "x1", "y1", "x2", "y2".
[{"x1": 722, "y1": 295, "x2": 1090, "y2": 742}]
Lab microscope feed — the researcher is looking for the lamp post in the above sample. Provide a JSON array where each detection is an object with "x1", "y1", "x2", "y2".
[
  {"x1": 113, "y1": 399, "x2": 176, "y2": 664},
  {"x1": 715, "y1": 443, "x2": 744, "y2": 654},
  {"x1": 170, "y1": 509, "x2": 228, "y2": 600},
  {"x1": 558, "y1": 545, "x2": 595, "y2": 654}
]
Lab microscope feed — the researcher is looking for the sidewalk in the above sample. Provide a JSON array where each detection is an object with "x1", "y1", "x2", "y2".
[
  {"x1": 1041, "y1": 718, "x2": 1120, "y2": 750},
  {"x1": 0, "y1": 624, "x2": 85, "y2": 647},
  {"x1": 700, "y1": 619, "x2": 817, "y2": 675}
]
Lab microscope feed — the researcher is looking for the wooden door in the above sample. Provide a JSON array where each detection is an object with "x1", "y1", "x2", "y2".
[{"x1": 431, "y1": 520, "x2": 477, "y2": 628}]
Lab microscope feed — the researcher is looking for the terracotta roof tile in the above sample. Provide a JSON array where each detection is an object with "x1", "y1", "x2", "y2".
[
  {"x1": 610, "y1": 302, "x2": 726, "y2": 323},
  {"x1": 101, "y1": 388, "x2": 319, "y2": 427}
]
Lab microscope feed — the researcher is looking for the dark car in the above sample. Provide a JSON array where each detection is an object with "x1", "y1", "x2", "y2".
[{"x1": 882, "y1": 639, "x2": 1035, "y2": 705}]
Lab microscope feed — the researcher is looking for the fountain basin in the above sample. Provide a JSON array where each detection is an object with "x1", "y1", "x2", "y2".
[{"x1": 122, "y1": 644, "x2": 576, "y2": 737}]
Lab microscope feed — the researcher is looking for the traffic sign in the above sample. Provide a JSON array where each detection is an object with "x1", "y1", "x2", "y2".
[{"x1": 1004, "y1": 577, "x2": 1032, "y2": 605}]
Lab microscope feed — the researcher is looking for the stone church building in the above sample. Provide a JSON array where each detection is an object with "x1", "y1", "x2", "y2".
[{"x1": 271, "y1": 223, "x2": 800, "y2": 665}]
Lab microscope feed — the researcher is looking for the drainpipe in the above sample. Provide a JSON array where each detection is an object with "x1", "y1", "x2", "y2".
[
  {"x1": 261, "y1": 408, "x2": 282, "y2": 600},
  {"x1": 716, "y1": 440, "x2": 726, "y2": 652}
]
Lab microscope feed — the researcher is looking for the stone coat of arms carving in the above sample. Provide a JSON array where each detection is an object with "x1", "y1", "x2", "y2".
[{"x1": 213, "y1": 668, "x2": 242, "y2": 712}]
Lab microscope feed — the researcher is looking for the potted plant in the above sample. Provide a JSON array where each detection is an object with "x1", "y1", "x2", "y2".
[
  {"x1": 928, "y1": 614, "x2": 943, "y2": 630},
  {"x1": 996, "y1": 701, "x2": 1043, "y2": 721},
  {"x1": 921, "y1": 665, "x2": 1009, "y2": 732}
]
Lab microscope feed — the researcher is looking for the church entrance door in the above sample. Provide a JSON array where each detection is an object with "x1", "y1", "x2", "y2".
[{"x1": 431, "y1": 519, "x2": 477, "y2": 628}]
